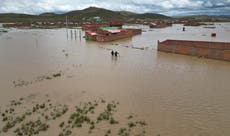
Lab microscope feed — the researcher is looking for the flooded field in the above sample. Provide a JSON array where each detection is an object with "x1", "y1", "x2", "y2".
[{"x1": 0, "y1": 23, "x2": 230, "y2": 136}]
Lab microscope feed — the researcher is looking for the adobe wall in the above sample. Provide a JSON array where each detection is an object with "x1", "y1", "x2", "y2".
[
  {"x1": 95, "y1": 29, "x2": 141, "y2": 42},
  {"x1": 158, "y1": 40, "x2": 230, "y2": 61}
]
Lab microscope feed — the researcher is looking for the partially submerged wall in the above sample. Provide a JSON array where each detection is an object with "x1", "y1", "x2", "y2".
[
  {"x1": 158, "y1": 40, "x2": 230, "y2": 61},
  {"x1": 95, "y1": 29, "x2": 141, "y2": 42}
]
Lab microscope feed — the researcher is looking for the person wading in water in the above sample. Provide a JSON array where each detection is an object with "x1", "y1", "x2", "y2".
[
  {"x1": 111, "y1": 50, "x2": 114, "y2": 56},
  {"x1": 114, "y1": 51, "x2": 119, "y2": 57}
]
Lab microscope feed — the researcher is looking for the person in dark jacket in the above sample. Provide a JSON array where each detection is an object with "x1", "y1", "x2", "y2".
[
  {"x1": 111, "y1": 50, "x2": 114, "y2": 56},
  {"x1": 114, "y1": 51, "x2": 119, "y2": 57}
]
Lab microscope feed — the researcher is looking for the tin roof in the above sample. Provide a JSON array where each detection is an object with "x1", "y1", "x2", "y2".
[
  {"x1": 86, "y1": 31, "x2": 97, "y2": 36},
  {"x1": 100, "y1": 27, "x2": 120, "y2": 31}
]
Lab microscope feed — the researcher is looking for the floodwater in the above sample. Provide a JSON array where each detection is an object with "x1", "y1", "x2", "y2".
[{"x1": 0, "y1": 23, "x2": 230, "y2": 136}]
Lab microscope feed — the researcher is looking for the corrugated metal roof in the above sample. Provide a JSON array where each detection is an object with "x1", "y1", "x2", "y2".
[
  {"x1": 86, "y1": 31, "x2": 97, "y2": 35},
  {"x1": 108, "y1": 29, "x2": 121, "y2": 33},
  {"x1": 100, "y1": 27, "x2": 120, "y2": 31}
]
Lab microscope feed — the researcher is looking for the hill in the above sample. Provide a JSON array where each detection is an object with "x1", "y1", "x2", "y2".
[
  {"x1": 177, "y1": 15, "x2": 230, "y2": 22},
  {"x1": 64, "y1": 7, "x2": 124, "y2": 21},
  {"x1": 39, "y1": 13, "x2": 58, "y2": 17},
  {"x1": 0, "y1": 7, "x2": 170, "y2": 23}
]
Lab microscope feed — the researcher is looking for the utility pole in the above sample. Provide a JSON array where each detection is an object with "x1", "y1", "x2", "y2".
[
  {"x1": 66, "y1": 16, "x2": 68, "y2": 39},
  {"x1": 66, "y1": 16, "x2": 68, "y2": 28}
]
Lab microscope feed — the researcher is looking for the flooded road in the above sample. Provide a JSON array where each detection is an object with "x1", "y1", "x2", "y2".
[{"x1": 0, "y1": 23, "x2": 230, "y2": 136}]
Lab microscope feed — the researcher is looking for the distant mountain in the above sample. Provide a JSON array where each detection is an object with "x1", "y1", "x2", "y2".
[
  {"x1": 0, "y1": 13, "x2": 36, "y2": 22},
  {"x1": 64, "y1": 7, "x2": 124, "y2": 20},
  {"x1": 118, "y1": 11, "x2": 136, "y2": 16},
  {"x1": 0, "y1": 7, "x2": 229, "y2": 23},
  {"x1": 63, "y1": 7, "x2": 171, "y2": 21},
  {"x1": 177, "y1": 15, "x2": 230, "y2": 22},
  {"x1": 0, "y1": 7, "x2": 170, "y2": 23},
  {"x1": 39, "y1": 13, "x2": 58, "y2": 17},
  {"x1": 129, "y1": 13, "x2": 171, "y2": 19}
]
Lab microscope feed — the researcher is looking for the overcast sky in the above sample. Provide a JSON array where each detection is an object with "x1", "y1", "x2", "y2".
[{"x1": 0, "y1": 0, "x2": 230, "y2": 16}]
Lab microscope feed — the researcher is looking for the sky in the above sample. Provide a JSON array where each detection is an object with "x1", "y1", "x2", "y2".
[{"x1": 0, "y1": 0, "x2": 230, "y2": 16}]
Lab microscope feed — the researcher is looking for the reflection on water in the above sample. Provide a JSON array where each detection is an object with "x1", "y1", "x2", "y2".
[
  {"x1": 65, "y1": 29, "x2": 83, "y2": 41},
  {"x1": 0, "y1": 23, "x2": 230, "y2": 136}
]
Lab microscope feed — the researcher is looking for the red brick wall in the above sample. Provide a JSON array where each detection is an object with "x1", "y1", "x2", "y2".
[
  {"x1": 158, "y1": 44, "x2": 175, "y2": 52},
  {"x1": 223, "y1": 50, "x2": 230, "y2": 61},
  {"x1": 175, "y1": 45, "x2": 193, "y2": 55},
  {"x1": 95, "y1": 29, "x2": 141, "y2": 42},
  {"x1": 208, "y1": 49, "x2": 223, "y2": 60},
  {"x1": 158, "y1": 40, "x2": 230, "y2": 61},
  {"x1": 197, "y1": 48, "x2": 209, "y2": 57}
]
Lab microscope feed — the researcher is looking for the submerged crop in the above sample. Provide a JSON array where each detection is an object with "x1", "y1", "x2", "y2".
[{"x1": 0, "y1": 95, "x2": 147, "y2": 136}]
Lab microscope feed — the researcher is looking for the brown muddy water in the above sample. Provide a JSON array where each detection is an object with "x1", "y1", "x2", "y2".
[{"x1": 0, "y1": 23, "x2": 230, "y2": 136}]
